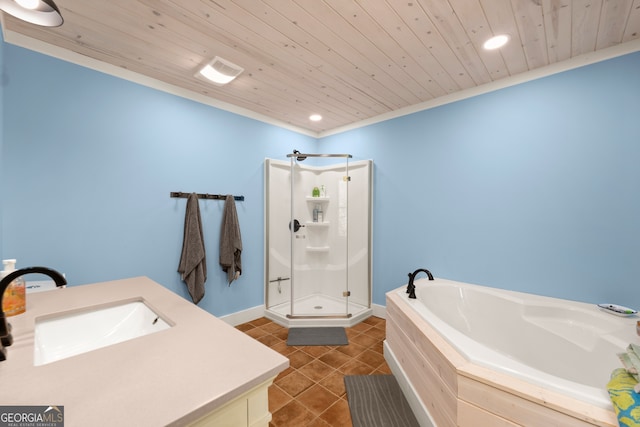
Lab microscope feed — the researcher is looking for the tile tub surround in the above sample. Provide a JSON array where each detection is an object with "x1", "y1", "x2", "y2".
[
  {"x1": 0, "y1": 277, "x2": 289, "y2": 426},
  {"x1": 237, "y1": 316, "x2": 390, "y2": 427}
]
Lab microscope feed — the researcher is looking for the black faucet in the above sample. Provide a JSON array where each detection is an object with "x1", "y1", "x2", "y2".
[
  {"x1": 406, "y1": 268, "x2": 434, "y2": 299},
  {"x1": 0, "y1": 266, "x2": 67, "y2": 361}
]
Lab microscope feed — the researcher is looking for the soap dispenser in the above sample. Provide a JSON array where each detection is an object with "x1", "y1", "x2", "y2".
[{"x1": 1, "y1": 259, "x2": 26, "y2": 316}]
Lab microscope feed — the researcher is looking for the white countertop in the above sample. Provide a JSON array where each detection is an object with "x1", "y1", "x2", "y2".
[{"x1": 0, "y1": 276, "x2": 289, "y2": 426}]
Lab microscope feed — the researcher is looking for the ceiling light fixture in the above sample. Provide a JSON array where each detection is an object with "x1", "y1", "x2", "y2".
[
  {"x1": 309, "y1": 114, "x2": 322, "y2": 122},
  {"x1": 0, "y1": 0, "x2": 63, "y2": 27},
  {"x1": 195, "y1": 56, "x2": 244, "y2": 86},
  {"x1": 483, "y1": 34, "x2": 509, "y2": 50}
]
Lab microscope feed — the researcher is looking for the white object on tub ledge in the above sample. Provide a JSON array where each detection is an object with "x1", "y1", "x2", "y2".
[{"x1": 597, "y1": 303, "x2": 638, "y2": 317}]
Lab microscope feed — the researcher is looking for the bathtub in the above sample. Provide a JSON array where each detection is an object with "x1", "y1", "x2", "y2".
[{"x1": 384, "y1": 278, "x2": 637, "y2": 427}]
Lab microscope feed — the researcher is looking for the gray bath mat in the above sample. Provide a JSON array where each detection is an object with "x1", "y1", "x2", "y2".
[
  {"x1": 345, "y1": 375, "x2": 420, "y2": 427},
  {"x1": 286, "y1": 327, "x2": 348, "y2": 346}
]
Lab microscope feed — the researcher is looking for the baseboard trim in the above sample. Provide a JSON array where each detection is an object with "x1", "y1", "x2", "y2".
[
  {"x1": 219, "y1": 305, "x2": 265, "y2": 326},
  {"x1": 372, "y1": 303, "x2": 386, "y2": 319},
  {"x1": 220, "y1": 303, "x2": 386, "y2": 326}
]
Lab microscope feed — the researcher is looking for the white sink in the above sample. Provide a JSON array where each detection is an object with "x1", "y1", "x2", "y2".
[{"x1": 34, "y1": 299, "x2": 172, "y2": 366}]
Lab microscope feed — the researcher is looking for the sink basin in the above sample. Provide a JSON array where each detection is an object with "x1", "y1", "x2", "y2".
[{"x1": 34, "y1": 299, "x2": 172, "y2": 366}]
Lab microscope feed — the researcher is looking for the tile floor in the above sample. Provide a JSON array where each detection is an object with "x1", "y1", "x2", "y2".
[{"x1": 236, "y1": 316, "x2": 390, "y2": 427}]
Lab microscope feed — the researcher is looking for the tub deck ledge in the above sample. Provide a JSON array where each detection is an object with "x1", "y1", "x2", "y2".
[{"x1": 385, "y1": 286, "x2": 619, "y2": 427}]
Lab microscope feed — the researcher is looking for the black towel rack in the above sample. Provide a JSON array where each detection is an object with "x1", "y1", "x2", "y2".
[{"x1": 170, "y1": 192, "x2": 244, "y2": 201}]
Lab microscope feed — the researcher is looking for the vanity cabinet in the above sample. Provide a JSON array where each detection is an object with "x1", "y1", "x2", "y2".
[
  {"x1": 187, "y1": 378, "x2": 274, "y2": 427},
  {"x1": 1, "y1": 277, "x2": 288, "y2": 427}
]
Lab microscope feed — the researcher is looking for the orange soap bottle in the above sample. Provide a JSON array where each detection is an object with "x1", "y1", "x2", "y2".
[{"x1": 1, "y1": 259, "x2": 26, "y2": 316}]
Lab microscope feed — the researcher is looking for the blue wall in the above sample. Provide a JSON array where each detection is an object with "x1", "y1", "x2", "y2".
[
  {"x1": 1, "y1": 42, "x2": 315, "y2": 316},
  {"x1": 322, "y1": 52, "x2": 640, "y2": 308},
  {"x1": 2, "y1": 36, "x2": 639, "y2": 316}
]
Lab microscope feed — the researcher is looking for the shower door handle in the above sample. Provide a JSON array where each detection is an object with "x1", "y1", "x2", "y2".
[{"x1": 289, "y1": 219, "x2": 304, "y2": 232}]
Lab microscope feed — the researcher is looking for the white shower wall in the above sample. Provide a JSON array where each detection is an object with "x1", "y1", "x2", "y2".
[{"x1": 265, "y1": 158, "x2": 372, "y2": 324}]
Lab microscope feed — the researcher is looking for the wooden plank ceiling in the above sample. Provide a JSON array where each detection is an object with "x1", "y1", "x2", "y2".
[{"x1": 2, "y1": 0, "x2": 640, "y2": 134}]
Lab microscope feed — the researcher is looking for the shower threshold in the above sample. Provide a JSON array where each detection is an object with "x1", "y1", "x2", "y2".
[{"x1": 265, "y1": 294, "x2": 372, "y2": 328}]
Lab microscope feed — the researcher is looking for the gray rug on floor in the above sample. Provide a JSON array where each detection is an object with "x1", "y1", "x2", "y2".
[
  {"x1": 286, "y1": 327, "x2": 348, "y2": 346},
  {"x1": 345, "y1": 375, "x2": 420, "y2": 427}
]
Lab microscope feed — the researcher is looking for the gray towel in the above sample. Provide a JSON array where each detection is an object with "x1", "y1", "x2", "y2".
[
  {"x1": 219, "y1": 195, "x2": 242, "y2": 285},
  {"x1": 178, "y1": 193, "x2": 206, "y2": 303}
]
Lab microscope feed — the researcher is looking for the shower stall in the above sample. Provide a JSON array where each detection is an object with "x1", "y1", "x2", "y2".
[{"x1": 264, "y1": 153, "x2": 373, "y2": 327}]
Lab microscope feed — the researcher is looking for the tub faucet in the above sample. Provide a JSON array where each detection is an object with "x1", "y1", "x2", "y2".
[
  {"x1": 0, "y1": 266, "x2": 67, "y2": 361},
  {"x1": 406, "y1": 268, "x2": 434, "y2": 299}
]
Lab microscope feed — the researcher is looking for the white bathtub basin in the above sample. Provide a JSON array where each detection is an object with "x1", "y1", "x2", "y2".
[
  {"x1": 400, "y1": 278, "x2": 638, "y2": 409},
  {"x1": 34, "y1": 299, "x2": 171, "y2": 366}
]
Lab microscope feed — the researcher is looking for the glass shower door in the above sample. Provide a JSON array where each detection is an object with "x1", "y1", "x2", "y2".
[
  {"x1": 265, "y1": 159, "x2": 293, "y2": 317},
  {"x1": 287, "y1": 153, "x2": 352, "y2": 319}
]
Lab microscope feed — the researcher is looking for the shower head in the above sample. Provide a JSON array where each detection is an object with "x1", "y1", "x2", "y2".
[{"x1": 293, "y1": 150, "x2": 307, "y2": 161}]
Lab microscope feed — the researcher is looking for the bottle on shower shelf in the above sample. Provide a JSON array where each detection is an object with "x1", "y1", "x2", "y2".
[
  {"x1": 316, "y1": 205, "x2": 323, "y2": 222},
  {"x1": 320, "y1": 185, "x2": 326, "y2": 197},
  {"x1": 313, "y1": 205, "x2": 319, "y2": 222},
  {"x1": 312, "y1": 186, "x2": 320, "y2": 197}
]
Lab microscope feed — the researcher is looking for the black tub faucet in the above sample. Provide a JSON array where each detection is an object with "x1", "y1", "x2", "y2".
[
  {"x1": 406, "y1": 268, "x2": 434, "y2": 299},
  {"x1": 0, "y1": 266, "x2": 67, "y2": 361}
]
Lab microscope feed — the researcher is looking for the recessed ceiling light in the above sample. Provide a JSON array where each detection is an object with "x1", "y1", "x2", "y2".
[
  {"x1": 309, "y1": 114, "x2": 322, "y2": 122},
  {"x1": 0, "y1": 0, "x2": 63, "y2": 27},
  {"x1": 195, "y1": 56, "x2": 243, "y2": 86},
  {"x1": 483, "y1": 34, "x2": 509, "y2": 50}
]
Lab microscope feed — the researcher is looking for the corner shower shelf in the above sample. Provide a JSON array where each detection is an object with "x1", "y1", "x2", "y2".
[
  {"x1": 306, "y1": 246, "x2": 330, "y2": 252},
  {"x1": 306, "y1": 196, "x2": 330, "y2": 203}
]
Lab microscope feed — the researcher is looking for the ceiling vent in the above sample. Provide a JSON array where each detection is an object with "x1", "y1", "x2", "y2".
[{"x1": 196, "y1": 56, "x2": 244, "y2": 86}]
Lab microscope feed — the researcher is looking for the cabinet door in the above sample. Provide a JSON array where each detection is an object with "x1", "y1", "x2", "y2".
[
  {"x1": 189, "y1": 398, "x2": 246, "y2": 427},
  {"x1": 187, "y1": 379, "x2": 274, "y2": 427}
]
